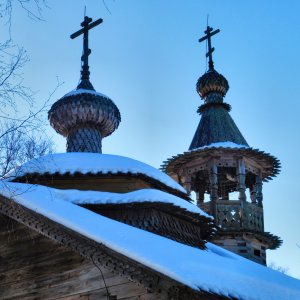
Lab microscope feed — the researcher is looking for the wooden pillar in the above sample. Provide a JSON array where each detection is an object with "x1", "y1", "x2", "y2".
[
  {"x1": 237, "y1": 159, "x2": 246, "y2": 203},
  {"x1": 236, "y1": 159, "x2": 246, "y2": 228},
  {"x1": 222, "y1": 190, "x2": 229, "y2": 200},
  {"x1": 255, "y1": 173, "x2": 263, "y2": 207},
  {"x1": 182, "y1": 172, "x2": 192, "y2": 195},
  {"x1": 196, "y1": 187, "x2": 205, "y2": 207},
  {"x1": 209, "y1": 160, "x2": 218, "y2": 218},
  {"x1": 250, "y1": 186, "x2": 256, "y2": 204}
]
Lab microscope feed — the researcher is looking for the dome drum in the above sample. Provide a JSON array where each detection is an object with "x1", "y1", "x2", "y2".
[{"x1": 67, "y1": 127, "x2": 102, "y2": 153}]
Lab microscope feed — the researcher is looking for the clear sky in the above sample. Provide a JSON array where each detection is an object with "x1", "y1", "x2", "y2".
[{"x1": 3, "y1": 0, "x2": 300, "y2": 279}]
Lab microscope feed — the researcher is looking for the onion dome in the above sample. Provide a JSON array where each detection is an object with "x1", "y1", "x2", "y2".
[
  {"x1": 48, "y1": 90, "x2": 120, "y2": 153},
  {"x1": 196, "y1": 69, "x2": 229, "y2": 100},
  {"x1": 48, "y1": 16, "x2": 121, "y2": 153}
]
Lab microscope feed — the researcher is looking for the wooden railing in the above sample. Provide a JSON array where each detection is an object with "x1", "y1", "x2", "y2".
[{"x1": 199, "y1": 200, "x2": 264, "y2": 232}]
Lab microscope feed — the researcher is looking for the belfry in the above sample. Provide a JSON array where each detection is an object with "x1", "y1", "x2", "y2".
[{"x1": 162, "y1": 25, "x2": 282, "y2": 265}]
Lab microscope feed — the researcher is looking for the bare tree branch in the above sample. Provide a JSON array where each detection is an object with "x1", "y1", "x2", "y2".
[
  {"x1": 0, "y1": 0, "x2": 48, "y2": 35},
  {"x1": 102, "y1": 0, "x2": 112, "y2": 15},
  {"x1": 0, "y1": 77, "x2": 63, "y2": 140},
  {"x1": 0, "y1": 41, "x2": 33, "y2": 113},
  {"x1": 0, "y1": 1, "x2": 60, "y2": 181},
  {"x1": 268, "y1": 262, "x2": 289, "y2": 274},
  {"x1": 0, "y1": 121, "x2": 54, "y2": 179}
]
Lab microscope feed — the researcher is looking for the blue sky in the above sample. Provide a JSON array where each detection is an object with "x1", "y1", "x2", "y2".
[{"x1": 4, "y1": 0, "x2": 300, "y2": 278}]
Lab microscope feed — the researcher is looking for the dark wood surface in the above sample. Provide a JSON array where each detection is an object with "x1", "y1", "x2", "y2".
[
  {"x1": 0, "y1": 215, "x2": 161, "y2": 300},
  {"x1": 25, "y1": 176, "x2": 151, "y2": 193},
  {"x1": 12, "y1": 173, "x2": 189, "y2": 200}
]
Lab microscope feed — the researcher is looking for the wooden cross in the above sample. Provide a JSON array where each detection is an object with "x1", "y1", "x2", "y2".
[
  {"x1": 199, "y1": 26, "x2": 220, "y2": 70},
  {"x1": 70, "y1": 16, "x2": 103, "y2": 89}
]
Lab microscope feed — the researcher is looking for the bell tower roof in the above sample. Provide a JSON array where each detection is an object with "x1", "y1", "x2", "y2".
[{"x1": 189, "y1": 25, "x2": 248, "y2": 150}]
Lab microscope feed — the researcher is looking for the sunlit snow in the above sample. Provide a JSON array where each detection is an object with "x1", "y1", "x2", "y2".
[
  {"x1": 62, "y1": 88, "x2": 110, "y2": 99},
  {"x1": 7, "y1": 152, "x2": 186, "y2": 194},
  {"x1": 54, "y1": 187, "x2": 211, "y2": 218},
  {"x1": 191, "y1": 141, "x2": 249, "y2": 152}
]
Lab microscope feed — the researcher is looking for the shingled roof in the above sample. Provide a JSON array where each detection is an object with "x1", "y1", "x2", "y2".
[{"x1": 189, "y1": 101, "x2": 249, "y2": 150}]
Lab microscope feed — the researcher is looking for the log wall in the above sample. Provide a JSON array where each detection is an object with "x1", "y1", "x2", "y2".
[
  {"x1": 0, "y1": 215, "x2": 161, "y2": 300},
  {"x1": 35, "y1": 176, "x2": 151, "y2": 194}
]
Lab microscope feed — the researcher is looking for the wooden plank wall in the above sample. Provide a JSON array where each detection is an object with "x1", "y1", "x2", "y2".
[
  {"x1": 0, "y1": 215, "x2": 161, "y2": 300},
  {"x1": 37, "y1": 177, "x2": 151, "y2": 194}
]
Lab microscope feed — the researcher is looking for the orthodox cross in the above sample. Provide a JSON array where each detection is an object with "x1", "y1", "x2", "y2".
[
  {"x1": 70, "y1": 16, "x2": 103, "y2": 90},
  {"x1": 199, "y1": 26, "x2": 220, "y2": 70}
]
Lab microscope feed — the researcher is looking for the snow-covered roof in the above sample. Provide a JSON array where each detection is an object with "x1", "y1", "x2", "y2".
[
  {"x1": 1, "y1": 181, "x2": 300, "y2": 300},
  {"x1": 162, "y1": 141, "x2": 281, "y2": 179},
  {"x1": 190, "y1": 141, "x2": 249, "y2": 151},
  {"x1": 54, "y1": 187, "x2": 211, "y2": 218},
  {"x1": 8, "y1": 153, "x2": 186, "y2": 194},
  {"x1": 62, "y1": 88, "x2": 110, "y2": 99}
]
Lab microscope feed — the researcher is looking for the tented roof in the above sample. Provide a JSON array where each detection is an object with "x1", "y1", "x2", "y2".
[{"x1": 189, "y1": 103, "x2": 249, "y2": 150}]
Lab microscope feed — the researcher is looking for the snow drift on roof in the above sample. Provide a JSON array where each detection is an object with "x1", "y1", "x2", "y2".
[
  {"x1": 62, "y1": 88, "x2": 110, "y2": 99},
  {"x1": 55, "y1": 187, "x2": 211, "y2": 218},
  {"x1": 8, "y1": 153, "x2": 186, "y2": 194},
  {"x1": 1, "y1": 181, "x2": 300, "y2": 300}
]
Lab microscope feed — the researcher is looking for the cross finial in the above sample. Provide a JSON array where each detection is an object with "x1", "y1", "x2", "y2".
[
  {"x1": 70, "y1": 16, "x2": 103, "y2": 90},
  {"x1": 199, "y1": 25, "x2": 220, "y2": 71}
]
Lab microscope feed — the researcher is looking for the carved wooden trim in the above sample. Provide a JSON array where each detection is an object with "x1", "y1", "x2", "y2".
[
  {"x1": 83, "y1": 202, "x2": 216, "y2": 246},
  {"x1": 162, "y1": 147, "x2": 280, "y2": 181}
]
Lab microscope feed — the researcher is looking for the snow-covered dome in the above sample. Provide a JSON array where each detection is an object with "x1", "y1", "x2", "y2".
[
  {"x1": 49, "y1": 89, "x2": 120, "y2": 138},
  {"x1": 48, "y1": 89, "x2": 121, "y2": 153}
]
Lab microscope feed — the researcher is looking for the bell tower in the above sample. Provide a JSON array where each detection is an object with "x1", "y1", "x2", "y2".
[{"x1": 162, "y1": 25, "x2": 281, "y2": 265}]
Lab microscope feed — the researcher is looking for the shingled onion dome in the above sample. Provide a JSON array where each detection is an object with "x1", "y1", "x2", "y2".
[
  {"x1": 48, "y1": 90, "x2": 120, "y2": 153},
  {"x1": 196, "y1": 69, "x2": 229, "y2": 101},
  {"x1": 48, "y1": 16, "x2": 121, "y2": 153}
]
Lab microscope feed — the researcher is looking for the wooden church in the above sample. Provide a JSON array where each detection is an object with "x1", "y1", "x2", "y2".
[{"x1": 0, "y1": 17, "x2": 300, "y2": 300}]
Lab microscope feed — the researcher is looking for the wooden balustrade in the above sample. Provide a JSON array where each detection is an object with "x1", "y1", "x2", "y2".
[{"x1": 199, "y1": 200, "x2": 264, "y2": 232}]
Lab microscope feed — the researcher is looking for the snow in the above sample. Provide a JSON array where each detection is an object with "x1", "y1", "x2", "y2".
[
  {"x1": 191, "y1": 141, "x2": 249, "y2": 152},
  {"x1": 44, "y1": 186, "x2": 211, "y2": 218},
  {"x1": 62, "y1": 88, "x2": 110, "y2": 99},
  {"x1": 7, "y1": 152, "x2": 186, "y2": 194},
  {"x1": 1, "y1": 181, "x2": 300, "y2": 300}
]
